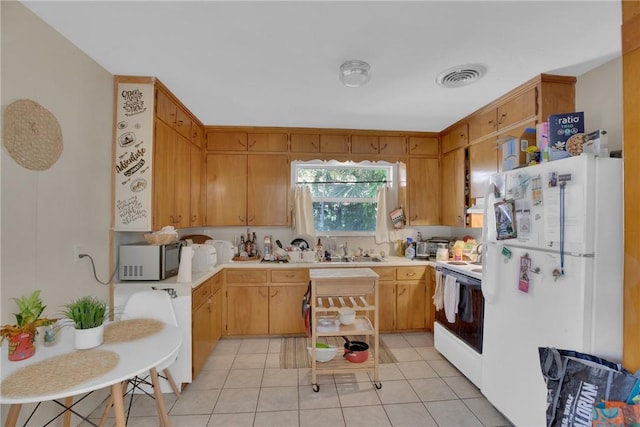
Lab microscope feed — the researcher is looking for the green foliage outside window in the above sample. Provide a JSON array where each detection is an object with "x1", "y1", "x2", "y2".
[{"x1": 296, "y1": 166, "x2": 389, "y2": 232}]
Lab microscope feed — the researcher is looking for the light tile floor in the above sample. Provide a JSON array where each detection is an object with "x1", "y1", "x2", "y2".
[{"x1": 88, "y1": 332, "x2": 512, "y2": 427}]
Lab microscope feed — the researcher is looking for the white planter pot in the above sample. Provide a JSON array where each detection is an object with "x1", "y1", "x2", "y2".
[{"x1": 74, "y1": 324, "x2": 104, "y2": 350}]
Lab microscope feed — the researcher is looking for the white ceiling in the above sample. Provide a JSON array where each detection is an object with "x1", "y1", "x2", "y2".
[{"x1": 22, "y1": 1, "x2": 622, "y2": 132}]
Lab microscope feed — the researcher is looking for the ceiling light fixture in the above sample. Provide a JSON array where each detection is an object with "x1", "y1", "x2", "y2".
[
  {"x1": 436, "y1": 64, "x2": 487, "y2": 88},
  {"x1": 339, "y1": 60, "x2": 371, "y2": 87}
]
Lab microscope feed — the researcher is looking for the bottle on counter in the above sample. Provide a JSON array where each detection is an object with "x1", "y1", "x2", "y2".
[
  {"x1": 436, "y1": 243, "x2": 449, "y2": 261},
  {"x1": 404, "y1": 237, "x2": 415, "y2": 259},
  {"x1": 316, "y1": 238, "x2": 324, "y2": 262},
  {"x1": 251, "y1": 232, "x2": 258, "y2": 257},
  {"x1": 239, "y1": 235, "x2": 246, "y2": 256}
]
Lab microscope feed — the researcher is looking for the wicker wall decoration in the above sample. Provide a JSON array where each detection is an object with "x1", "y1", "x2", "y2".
[{"x1": 2, "y1": 99, "x2": 63, "y2": 171}]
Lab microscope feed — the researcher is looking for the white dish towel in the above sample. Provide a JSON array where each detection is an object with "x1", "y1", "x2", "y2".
[
  {"x1": 443, "y1": 275, "x2": 460, "y2": 323},
  {"x1": 433, "y1": 270, "x2": 444, "y2": 311}
]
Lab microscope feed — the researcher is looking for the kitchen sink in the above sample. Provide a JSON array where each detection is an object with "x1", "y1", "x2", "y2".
[{"x1": 328, "y1": 256, "x2": 385, "y2": 263}]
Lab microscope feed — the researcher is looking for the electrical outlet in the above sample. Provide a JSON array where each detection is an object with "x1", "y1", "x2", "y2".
[{"x1": 74, "y1": 245, "x2": 82, "y2": 262}]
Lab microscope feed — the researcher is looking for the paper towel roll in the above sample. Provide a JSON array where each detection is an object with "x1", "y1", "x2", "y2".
[{"x1": 177, "y1": 246, "x2": 193, "y2": 283}]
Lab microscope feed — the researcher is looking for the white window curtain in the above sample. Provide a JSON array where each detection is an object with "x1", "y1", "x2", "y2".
[
  {"x1": 374, "y1": 185, "x2": 392, "y2": 243},
  {"x1": 292, "y1": 185, "x2": 316, "y2": 240}
]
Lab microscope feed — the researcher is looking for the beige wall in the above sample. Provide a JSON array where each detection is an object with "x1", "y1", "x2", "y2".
[
  {"x1": 576, "y1": 56, "x2": 623, "y2": 151},
  {"x1": 1, "y1": 2, "x2": 113, "y2": 423}
]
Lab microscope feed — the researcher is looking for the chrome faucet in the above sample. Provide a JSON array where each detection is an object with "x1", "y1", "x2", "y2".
[{"x1": 342, "y1": 242, "x2": 349, "y2": 257}]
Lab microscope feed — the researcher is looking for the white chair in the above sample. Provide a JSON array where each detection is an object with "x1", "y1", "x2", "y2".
[{"x1": 99, "y1": 290, "x2": 180, "y2": 425}]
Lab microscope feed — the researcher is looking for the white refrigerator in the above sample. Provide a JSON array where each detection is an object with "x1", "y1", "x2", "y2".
[{"x1": 480, "y1": 154, "x2": 623, "y2": 426}]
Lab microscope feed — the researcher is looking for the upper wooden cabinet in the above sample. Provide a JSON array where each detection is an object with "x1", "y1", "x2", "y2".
[
  {"x1": 468, "y1": 137, "x2": 498, "y2": 200},
  {"x1": 248, "y1": 133, "x2": 288, "y2": 152},
  {"x1": 189, "y1": 144, "x2": 203, "y2": 227},
  {"x1": 156, "y1": 88, "x2": 200, "y2": 145},
  {"x1": 205, "y1": 154, "x2": 290, "y2": 226},
  {"x1": 441, "y1": 148, "x2": 466, "y2": 227},
  {"x1": 290, "y1": 133, "x2": 320, "y2": 153},
  {"x1": 441, "y1": 123, "x2": 468, "y2": 154},
  {"x1": 408, "y1": 136, "x2": 439, "y2": 156},
  {"x1": 206, "y1": 130, "x2": 291, "y2": 152},
  {"x1": 351, "y1": 135, "x2": 407, "y2": 155},
  {"x1": 320, "y1": 134, "x2": 349, "y2": 154},
  {"x1": 407, "y1": 157, "x2": 440, "y2": 225}
]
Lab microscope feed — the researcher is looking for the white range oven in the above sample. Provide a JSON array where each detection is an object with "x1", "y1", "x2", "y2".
[{"x1": 434, "y1": 260, "x2": 484, "y2": 388}]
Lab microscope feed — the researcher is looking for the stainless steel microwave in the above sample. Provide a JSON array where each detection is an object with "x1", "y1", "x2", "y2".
[{"x1": 119, "y1": 241, "x2": 182, "y2": 281}]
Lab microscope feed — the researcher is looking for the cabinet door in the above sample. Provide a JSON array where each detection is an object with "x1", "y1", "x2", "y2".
[
  {"x1": 469, "y1": 109, "x2": 498, "y2": 143},
  {"x1": 350, "y1": 135, "x2": 379, "y2": 154},
  {"x1": 497, "y1": 87, "x2": 537, "y2": 131},
  {"x1": 192, "y1": 298, "x2": 210, "y2": 378},
  {"x1": 379, "y1": 136, "x2": 406, "y2": 155},
  {"x1": 378, "y1": 281, "x2": 396, "y2": 331},
  {"x1": 175, "y1": 107, "x2": 193, "y2": 140},
  {"x1": 319, "y1": 134, "x2": 349, "y2": 153},
  {"x1": 396, "y1": 281, "x2": 426, "y2": 330},
  {"x1": 174, "y1": 135, "x2": 191, "y2": 229},
  {"x1": 190, "y1": 144, "x2": 202, "y2": 226},
  {"x1": 468, "y1": 137, "x2": 498, "y2": 199},
  {"x1": 226, "y1": 286, "x2": 269, "y2": 335},
  {"x1": 441, "y1": 148, "x2": 466, "y2": 227},
  {"x1": 205, "y1": 154, "x2": 247, "y2": 225},
  {"x1": 153, "y1": 120, "x2": 176, "y2": 230},
  {"x1": 408, "y1": 136, "x2": 439, "y2": 156},
  {"x1": 211, "y1": 289, "x2": 222, "y2": 346},
  {"x1": 191, "y1": 122, "x2": 203, "y2": 148},
  {"x1": 426, "y1": 266, "x2": 436, "y2": 331},
  {"x1": 156, "y1": 89, "x2": 177, "y2": 126},
  {"x1": 407, "y1": 157, "x2": 440, "y2": 225},
  {"x1": 248, "y1": 133, "x2": 288, "y2": 152},
  {"x1": 247, "y1": 155, "x2": 290, "y2": 226},
  {"x1": 269, "y1": 285, "x2": 307, "y2": 335},
  {"x1": 206, "y1": 132, "x2": 248, "y2": 151},
  {"x1": 290, "y1": 134, "x2": 319, "y2": 153},
  {"x1": 441, "y1": 123, "x2": 468, "y2": 154}
]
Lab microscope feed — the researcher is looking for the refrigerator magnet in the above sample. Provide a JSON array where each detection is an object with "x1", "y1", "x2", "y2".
[
  {"x1": 494, "y1": 200, "x2": 517, "y2": 240},
  {"x1": 518, "y1": 255, "x2": 531, "y2": 293}
]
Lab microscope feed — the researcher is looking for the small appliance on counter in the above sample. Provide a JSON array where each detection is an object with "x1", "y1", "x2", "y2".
[
  {"x1": 424, "y1": 237, "x2": 454, "y2": 260},
  {"x1": 191, "y1": 243, "x2": 217, "y2": 272},
  {"x1": 119, "y1": 241, "x2": 182, "y2": 281},
  {"x1": 207, "y1": 240, "x2": 234, "y2": 265}
]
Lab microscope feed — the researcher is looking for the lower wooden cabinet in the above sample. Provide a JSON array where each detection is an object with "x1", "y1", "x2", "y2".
[
  {"x1": 396, "y1": 281, "x2": 427, "y2": 330},
  {"x1": 192, "y1": 272, "x2": 223, "y2": 378},
  {"x1": 269, "y1": 285, "x2": 307, "y2": 335},
  {"x1": 226, "y1": 286, "x2": 269, "y2": 336}
]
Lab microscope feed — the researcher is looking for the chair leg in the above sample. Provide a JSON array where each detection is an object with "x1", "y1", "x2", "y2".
[
  {"x1": 98, "y1": 380, "x2": 128, "y2": 427},
  {"x1": 163, "y1": 368, "x2": 181, "y2": 397}
]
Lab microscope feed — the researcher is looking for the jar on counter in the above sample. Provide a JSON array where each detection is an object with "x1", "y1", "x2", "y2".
[{"x1": 436, "y1": 244, "x2": 449, "y2": 261}]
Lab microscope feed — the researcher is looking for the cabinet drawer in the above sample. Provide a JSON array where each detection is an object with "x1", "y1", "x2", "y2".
[
  {"x1": 271, "y1": 269, "x2": 309, "y2": 283},
  {"x1": 370, "y1": 267, "x2": 396, "y2": 281},
  {"x1": 497, "y1": 87, "x2": 537, "y2": 130},
  {"x1": 226, "y1": 269, "x2": 268, "y2": 284},
  {"x1": 192, "y1": 280, "x2": 212, "y2": 309},
  {"x1": 396, "y1": 266, "x2": 426, "y2": 281}
]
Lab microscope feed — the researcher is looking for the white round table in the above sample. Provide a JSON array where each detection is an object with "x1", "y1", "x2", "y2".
[{"x1": 1, "y1": 321, "x2": 182, "y2": 427}]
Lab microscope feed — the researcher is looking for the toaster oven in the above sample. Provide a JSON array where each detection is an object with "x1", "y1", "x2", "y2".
[{"x1": 119, "y1": 241, "x2": 182, "y2": 281}]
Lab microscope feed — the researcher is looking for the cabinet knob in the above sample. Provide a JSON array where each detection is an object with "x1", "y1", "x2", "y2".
[
  {"x1": 238, "y1": 139, "x2": 246, "y2": 148},
  {"x1": 270, "y1": 290, "x2": 279, "y2": 298},
  {"x1": 249, "y1": 140, "x2": 257, "y2": 148},
  {"x1": 191, "y1": 215, "x2": 197, "y2": 223},
  {"x1": 238, "y1": 215, "x2": 245, "y2": 223},
  {"x1": 498, "y1": 113, "x2": 507, "y2": 125},
  {"x1": 380, "y1": 143, "x2": 388, "y2": 151},
  {"x1": 248, "y1": 215, "x2": 255, "y2": 223},
  {"x1": 405, "y1": 272, "x2": 416, "y2": 278},
  {"x1": 398, "y1": 288, "x2": 407, "y2": 296},
  {"x1": 175, "y1": 120, "x2": 184, "y2": 127}
]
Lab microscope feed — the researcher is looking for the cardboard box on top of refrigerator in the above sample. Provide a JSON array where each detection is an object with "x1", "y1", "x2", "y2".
[
  {"x1": 501, "y1": 127, "x2": 536, "y2": 171},
  {"x1": 548, "y1": 111, "x2": 585, "y2": 161}
]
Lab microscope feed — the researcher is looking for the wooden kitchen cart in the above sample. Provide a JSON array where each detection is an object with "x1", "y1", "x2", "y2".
[{"x1": 309, "y1": 268, "x2": 380, "y2": 392}]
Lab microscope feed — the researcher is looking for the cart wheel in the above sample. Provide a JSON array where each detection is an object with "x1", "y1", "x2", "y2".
[
  {"x1": 312, "y1": 384, "x2": 320, "y2": 392},
  {"x1": 374, "y1": 382, "x2": 382, "y2": 389}
]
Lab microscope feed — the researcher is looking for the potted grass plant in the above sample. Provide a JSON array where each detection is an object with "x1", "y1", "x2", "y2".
[
  {"x1": 0, "y1": 290, "x2": 56, "y2": 361},
  {"x1": 62, "y1": 296, "x2": 108, "y2": 350}
]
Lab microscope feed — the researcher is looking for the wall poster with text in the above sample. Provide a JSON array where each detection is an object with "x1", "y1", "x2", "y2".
[{"x1": 113, "y1": 82, "x2": 154, "y2": 231}]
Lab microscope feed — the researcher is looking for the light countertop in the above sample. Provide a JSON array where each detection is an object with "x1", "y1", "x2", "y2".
[{"x1": 115, "y1": 256, "x2": 436, "y2": 290}]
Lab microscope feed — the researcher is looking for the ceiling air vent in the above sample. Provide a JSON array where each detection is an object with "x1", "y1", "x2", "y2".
[{"x1": 436, "y1": 64, "x2": 486, "y2": 88}]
